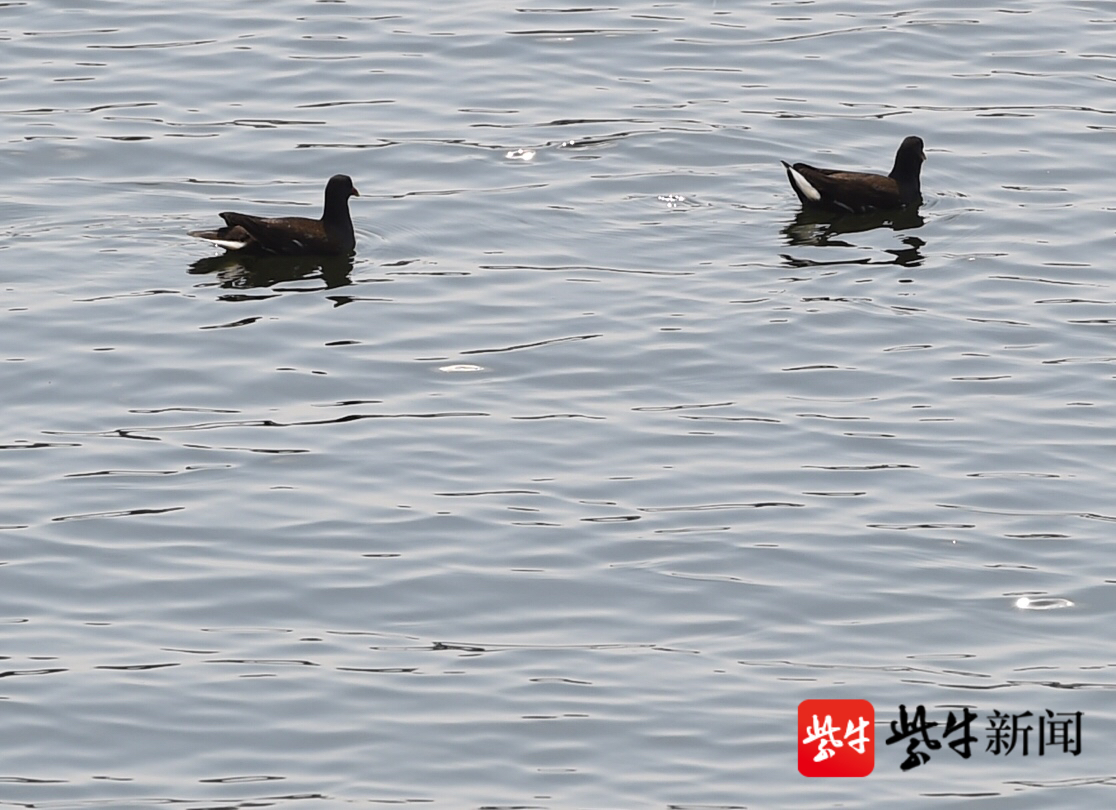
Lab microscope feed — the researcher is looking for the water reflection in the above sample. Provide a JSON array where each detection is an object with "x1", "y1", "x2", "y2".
[
  {"x1": 782, "y1": 206, "x2": 925, "y2": 244},
  {"x1": 188, "y1": 253, "x2": 355, "y2": 290},
  {"x1": 780, "y1": 207, "x2": 926, "y2": 269}
]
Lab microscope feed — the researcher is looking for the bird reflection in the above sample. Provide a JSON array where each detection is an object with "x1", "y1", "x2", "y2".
[
  {"x1": 188, "y1": 252, "x2": 355, "y2": 290},
  {"x1": 780, "y1": 207, "x2": 926, "y2": 269}
]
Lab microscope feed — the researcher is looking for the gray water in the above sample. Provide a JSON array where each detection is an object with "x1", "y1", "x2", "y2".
[{"x1": 3, "y1": 1, "x2": 1116, "y2": 807}]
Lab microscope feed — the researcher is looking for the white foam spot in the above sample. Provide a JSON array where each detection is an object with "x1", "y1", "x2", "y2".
[
  {"x1": 439, "y1": 364, "x2": 484, "y2": 373},
  {"x1": 505, "y1": 149, "x2": 535, "y2": 161},
  {"x1": 1014, "y1": 596, "x2": 1074, "y2": 610}
]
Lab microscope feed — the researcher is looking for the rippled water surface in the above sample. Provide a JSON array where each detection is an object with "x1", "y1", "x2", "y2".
[{"x1": 4, "y1": 1, "x2": 1116, "y2": 807}]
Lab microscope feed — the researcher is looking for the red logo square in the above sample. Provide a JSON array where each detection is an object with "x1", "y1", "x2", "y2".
[{"x1": 799, "y1": 699, "x2": 875, "y2": 777}]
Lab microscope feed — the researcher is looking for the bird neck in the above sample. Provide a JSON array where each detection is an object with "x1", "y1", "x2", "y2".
[{"x1": 323, "y1": 195, "x2": 352, "y2": 227}]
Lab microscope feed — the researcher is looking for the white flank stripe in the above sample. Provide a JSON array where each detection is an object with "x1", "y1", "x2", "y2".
[{"x1": 211, "y1": 238, "x2": 249, "y2": 250}]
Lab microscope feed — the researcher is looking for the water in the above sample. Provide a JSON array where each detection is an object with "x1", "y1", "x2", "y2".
[{"x1": 3, "y1": 1, "x2": 1116, "y2": 807}]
